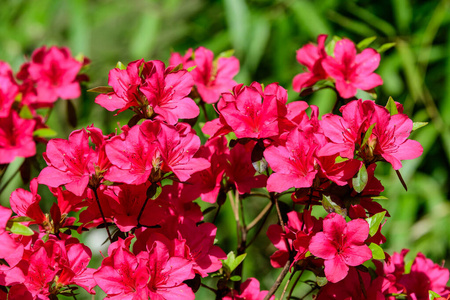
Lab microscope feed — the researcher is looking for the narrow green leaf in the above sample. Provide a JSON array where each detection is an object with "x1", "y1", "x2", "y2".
[
  {"x1": 377, "y1": 42, "x2": 396, "y2": 53},
  {"x1": 221, "y1": 251, "x2": 247, "y2": 274},
  {"x1": 365, "y1": 211, "x2": 386, "y2": 236},
  {"x1": 229, "y1": 275, "x2": 241, "y2": 282},
  {"x1": 170, "y1": 64, "x2": 184, "y2": 73},
  {"x1": 335, "y1": 156, "x2": 348, "y2": 163},
  {"x1": 316, "y1": 276, "x2": 328, "y2": 287},
  {"x1": 369, "y1": 243, "x2": 385, "y2": 260},
  {"x1": 322, "y1": 195, "x2": 346, "y2": 217},
  {"x1": 8, "y1": 216, "x2": 34, "y2": 223},
  {"x1": 9, "y1": 222, "x2": 34, "y2": 236},
  {"x1": 33, "y1": 128, "x2": 57, "y2": 138},
  {"x1": 371, "y1": 196, "x2": 388, "y2": 201},
  {"x1": 357, "y1": 36, "x2": 377, "y2": 50},
  {"x1": 116, "y1": 61, "x2": 126, "y2": 70},
  {"x1": 429, "y1": 290, "x2": 442, "y2": 300},
  {"x1": 187, "y1": 65, "x2": 197, "y2": 72},
  {"x1": 87, "y1": 86, "x2": 114, "y2": 94},
  {"x1": 19, "y1": 105, "x2": 33, "y2": 119},
  {"x1": 325, "y1": 36, "x2": 342, "y2": 56},
  {"x1": 218, "y1": 49, "x2": 235, "y2": 59},
  {"x1": 352, "y1": 164, "x2": 368, "y2": 193},
  {"x1": 361, "y1": 123, "x2": 376, "y2": 148},
  {"x1": 385, "y1": 96, "x2": 399, "y2": 116},
  {"x1": 412, "y1": 122, "x2": 428, "y2": 131}
]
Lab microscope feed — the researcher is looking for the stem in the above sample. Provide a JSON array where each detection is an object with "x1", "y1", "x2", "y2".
[
  {"x1": 246, "y1": 201, "x2": 273, "y2": 231},
  {"x1": 200, "y1": 100, "x2": 209, "y2": 122},
  {"x1": 280, "y1": 270, "x2": 296, "y2": 300},
  {"x1": 200, "y1": 283, "x2": 217, "y2": 293},
  {"x1": 395, "y1": 169, "x2": 408, "y2": 191},
  {"x1": 287, "y1": 269, "x2": 304, "y2": 299},
  {"x1": 91, "y1": 187, "x2": 112, "y2": 243},
  {"x1": 246, "y1": 201, "x2": 273, "y2": 247},
  {"x1": 0, "y1": 165, "x2": 20, "y2": 197},
  {"x1": 264, "y1": 259, "x2": 292, "y2": 300},
  {"x1": 212, "y1": 203, "x2": 222, "y2": 224},
  {"x1": 137, "y1": 196, "x2": 151, "y2": 225}
]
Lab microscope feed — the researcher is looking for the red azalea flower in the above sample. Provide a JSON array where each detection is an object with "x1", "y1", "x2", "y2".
[
  {"x1": 264, "y1": 129, "x2": 318, "y2": 192},
  {"x1": 309, "y1": 213, "x2": 372, "y2": 283},
  {"x1": 0, "y1": 61, "x2": 19, "y2": 118},
  {"x1": 95, "y1": 59, "x2": 198, "y2": 124},
  {"x1": 25, "y1": 46, "x2": 83, "y2": 104},
  {"x1": 293, "y1": 34, "x2": 328, "y2": 92},
  {"x1": 170, "y1": 47, "x2": 240, "y2": 104},
  {"x1": 322, "y1": 39, "x2": 383, "y2": 98},
  {"x1": 0, "y1": 111, "x2": 36, "y2": 164}
]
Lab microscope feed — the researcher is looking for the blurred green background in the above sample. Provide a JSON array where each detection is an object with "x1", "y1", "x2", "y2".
[{"x1": 0, "y1": 0, "x2": 449, "y2": 298}]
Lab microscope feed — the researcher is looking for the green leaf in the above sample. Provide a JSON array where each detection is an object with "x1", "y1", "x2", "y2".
[
  {"x1": 170, "y1": 63, "x2": 184, "y2": 73},
  {"x1": 221, "y1": 252, "x2": 247, "y2": 275},
  {"x1": 385, "y1": 96, "x2": 399, "y2": 115},
  {"x1": 116, "y1": 61, "x2": 126, "y2": 70},
  {"x1": 429, "y1": 290, "x2": 442, "y2": 300},
  {"x1": 377, "y1": 42, "x2": 396, "y2": 54},
  {"x1": 87, "y1": 86, "x2": 114, "y2": 94},
  {"x1": 8, "y1": 216, "x2": 34, "y2": 223},
  {"x1": 357, "y1": 36, "x2": 377, "y2": 50},
  {"x1": 316, "y1": 276, "x2": 328, "y2": 287},
  {"x1": 19, "y1": 105, "x2": 33, "y2": 119},
  {"x1": 371, "y1": 195, "x2": 388, "y2": 201},
  {"x1": 229, "y1": 275, "x2": 241, "y2": 281},
  {"x1": 412, "y1": 122, "x2": 428, "y2": 131},
  {"x1": 365, "y1": 211, "x2": 386, "y2": 236},
  {"x1": 322, "y1": 194, "x2": 346, "y2": 217},
  {"x1": 352, "y1": 164, "x2": 368, "y2": 193},
  {"x1": 325, "y1": 36, "x2": 341, "y2": 56},
  {"x1": 369, "y1": 243, "x2": 385, "y2": 260},
  {"x1": 361, "y1": 123, "x2": 376, "y2": 148},
  {"x1": 335, "y1": 156, "x2": 348, "y2": 163},
  {"x1": 33, "y1": 128, "x2": 57, "y2": 138},
  {"x1": 217, "y1": 49, "x2": 235, "y2": 58},
  {"x1": 9, "y1": 222, "x2": 34, "y2": 236},
  {"x1": 187, "y1": 65, "x2": 197, "y2": 72}
]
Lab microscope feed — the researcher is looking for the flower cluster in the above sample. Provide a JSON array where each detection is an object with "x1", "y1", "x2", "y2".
[{"x1": 0, "y1": 37, "x2": 447, "y2": 300}]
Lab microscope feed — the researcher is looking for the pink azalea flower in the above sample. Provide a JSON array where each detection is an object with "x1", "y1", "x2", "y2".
[
  {"x1": 24, "y1": 46, "x2": 83, "y2": 104},
  {"x1": 264, "y1": 129, "x2": 318, "y2": 192},
  {"x1": 10, "y1": 178, "x2": 46, "y2": 225},
  {"x1": 95, "y1": 59, "x2": 198, "y2": 124},
  {"x1": 224, "y1": 278, "x2": 274, "y2": 300},
  {"x1": 38, "y1": 128, "x2": 97, "y2": 196},
  {"x1": 309, "y1": 213, "x2": 372, "y2": 283},
  {"x1": 170, "y1": 47, "x2": 240, "y2": 104},
  {"x1": 293, "y1": 34, "x2": 328, "y2": 92},
  {"x1": 0, "y1": 61, "x2": 19, "y2": 118},
  {"x1": 322, "y1": 39, "x2": 383, "y2": 98},
  {"x1": 0, "y1": 111, "x2": 36, "y2": 164}
]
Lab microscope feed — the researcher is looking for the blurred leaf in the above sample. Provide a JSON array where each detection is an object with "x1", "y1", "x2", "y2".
[
  {"x1": 369, "y1": 243, "x2": 385, "y2": 260},
  {"x1": 385, "y1": 96, "x2": 399, "y2": 115},
  {"x1": 317, "y1": 276, "x2": 328, "y2": 287},
  {"x1": 366, "y1": 211, "x2": 386, "y2": 237},
  {"x1": 392, "y1": 0, "x2": 412, "y2": 34},
  {"x1": 244, "y1": 14, "x2": 270, "y2": 74},
  {"x1": 357, "y1": 36, "x2": 377, "y2": 50},
  {"x1": 361, "y1": 123, "x2": 376, "y2": 148},
  {"x1": 377, "y1": 42, "x2": 396, "y2": 54},
  {"x1": 353, "y1": 164, "x2": 368, "y2": 193},
  {"x1": 223, "y1": 0, "x2": 250, "y2": 55},
  {"x1": 19, "y1": 105, "x2": 33, "y2": 119},
  {"x1": 327, "y1": 10, "x2": 377, "y2": 36},
  {"x1": 87, "y1": 86, "x2": 114, "y2": 94},
  {"x1": 217, "y1": 49, "x2": 235, "y2": 59},
  {"x1": 290, "y1": 0, "x2": 332, "y2": 38},
  {"x1": 325, "y1": 36, "x2": 341, "y2": 56},
  {"x1": 130, "y1": 10, "x2": 160, "y2": 58},
  {"x1": 66, "y1": 100, "x2": 77, "y2": 127},
  {"x1": 8, "y1": 222, "x2": 34, "y2": 236},
  {"x1": 429, "y1": 290, "x2": 442, "y2": 300},
  {"x1": 116, "y1": 61, "x2": 126, "y2": 70},
  {"x1": 412, "y1": 122, "x2": 428, "y2": 131},
  {"x1": 322, "y1": 194, "x2": 346, "y2": 217}
]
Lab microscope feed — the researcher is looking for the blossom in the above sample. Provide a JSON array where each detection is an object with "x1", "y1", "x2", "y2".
[
  {"x1": 170, "y1": 47, "x2": 240, "y2": 104},
  {"x1": 309, "y1": 213, "x2": 372, "y2": 283},
  {"x1": 38, "y1": 128, "x2": 97, "y2": 196},
  {"x1": 322, "y1": 39, "x2": 383, "y2": 98},
  {"x1": 223, "y1": 278, "x2": 274, "y2": 300},
  {"x1": 264, "y1": 129, "x2": 318, "y2": 192},
  {"x1": 0, "y1": 111, "x2": 36, "y2": 164},
  {"x1": 95, "y1": 59, "x2": 198, "y2": 124},
  {"x1": 22, "y1": 46, "x2": 83, "y2": 104},
  {"x1": 0, "y1": 61, "x2": 19, "y2": 118},
  {"x1": 293, "y1": 34, "x2": 328, "y2": 92}
]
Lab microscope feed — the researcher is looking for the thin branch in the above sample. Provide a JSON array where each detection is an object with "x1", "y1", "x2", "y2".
[
  {"x1": 264, "y1": 259, "x2": 292, "y2": 300},
  {"x1": 91, "y1": 187, "x2": 112, "y2": 243},
  {"x1": 0, "y1": 165, "x2": 20, "y2": 197},
  {"x1": 246, "y1": 201, "x2": 273, "y2": 231},
  {"x1": 280, "y1": 270, "x2": 296, "y2": 300},
  {"x1": 287, "y1": 269, "x2": 304, "y2": 299}
]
